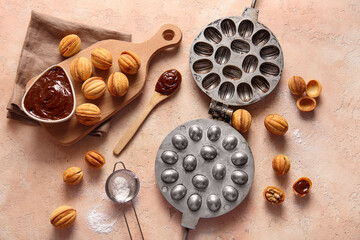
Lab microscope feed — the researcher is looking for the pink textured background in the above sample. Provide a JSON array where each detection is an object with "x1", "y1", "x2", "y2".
[{"x1": 1, "y1": 0, "x2": 359, "y2": 239}]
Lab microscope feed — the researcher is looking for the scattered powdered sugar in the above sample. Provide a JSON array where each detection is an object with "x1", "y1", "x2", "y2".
[
  {"x1": 87, "y1": 177, "x2": 131, "y2": 234},
  {"x1": 101, "y1": 192, "x2": 107, "y2": 201},
  {"x1": 293, "y1": 128, "x2": 303, "y2": 144},
  {"x1": 87, "y1": 205, "x2": 118, "y2": 234},
  {"x1": 111, "y1": 176, "x2": 130, "y2": 202}
]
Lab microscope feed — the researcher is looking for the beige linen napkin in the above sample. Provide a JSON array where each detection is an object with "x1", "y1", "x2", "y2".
[{"x1": 7, "y1": 11, "x2": 131, "y2": 136}]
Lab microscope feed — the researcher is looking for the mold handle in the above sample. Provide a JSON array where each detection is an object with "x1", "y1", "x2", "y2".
[
  {"x1": 183, "y1": 227, "x2": 190, "y2": 240},
  {"x1": 181, "y1": 214, "x2": 199, "y2": 229},
  {"x1": 251, "y1": 0, "x2": 257, "y2": 8}
]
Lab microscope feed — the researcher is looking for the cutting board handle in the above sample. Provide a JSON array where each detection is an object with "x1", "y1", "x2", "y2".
[{"x1": 143, "y1": 24, "x2": 183, "y2": 60}]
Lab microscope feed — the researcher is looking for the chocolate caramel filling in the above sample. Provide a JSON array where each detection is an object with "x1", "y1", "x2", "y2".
[
  {"x1": 24, "y1": 66, "x2": 73, "y2": 120},
  {"x1": 155, "y1": 69, "x2": 182, "y2": 95},
  {"x1": 293, "y1": 179, "x2": 310, "y2": 195}
]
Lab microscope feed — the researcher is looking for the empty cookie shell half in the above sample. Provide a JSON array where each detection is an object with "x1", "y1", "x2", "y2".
[
  {"x1": 306, "y1": 79, "x2": 322, "y2": 98},
  {"x1": 297, "y1": 97, "x2": 316, "y2": 112}
]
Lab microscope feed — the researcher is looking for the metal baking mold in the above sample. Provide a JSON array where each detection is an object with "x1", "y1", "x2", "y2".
[
  {"x1": 155, "y1": 119, "x2": 254, "y2": 229},
  {"x1": 189, "y1": 7, "x2": 284, "y2": 106}
]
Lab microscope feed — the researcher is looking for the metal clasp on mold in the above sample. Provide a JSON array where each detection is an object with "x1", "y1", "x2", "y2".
[
  {"x1": 208, "y1": 100, "x2": 233, "y2": 123},
  {"x1": 243, "y1": 0, "x2": 259, "y2": 21}
]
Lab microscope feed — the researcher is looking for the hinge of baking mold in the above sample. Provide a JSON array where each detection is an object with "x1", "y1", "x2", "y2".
[{"x1": 208, "y1": 100, "x2": 233, "y2": 123}]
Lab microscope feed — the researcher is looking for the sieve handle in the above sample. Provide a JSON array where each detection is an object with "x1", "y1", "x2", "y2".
[
  {"x1": 121, "y1": 204, "x2": 133, "y2": 240},
  {"x1": 113, "y1": 161, "x2": 144, "y2": 240},
  {"x1": 130, "y1": 200, "x2": 145, "y2": 240},
  {"x1": 113, "y1": 161, "x2": 127, "y2": 172},
  {"x1": 120, "y1": 200, "x2": 145, "y2": 240}
]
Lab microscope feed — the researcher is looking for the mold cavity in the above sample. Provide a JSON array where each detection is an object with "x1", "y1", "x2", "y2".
[
  {"x1": 238, "y1": 20, "x2": 254, "y2": 38},
  {"x1": 215, "y1": 46, "x2": 231, "y2": 65},
  {"x1": 202, "y1": 73, "x2": 221, "y2": 90},
  {"x1": 163, "y1": 29, "x2": 175, "y2": 41},
  {"x1": 221, "y1": 19, "x2": 236, "y2": 37},
  {"x1": 193, "y1": 59, "x2": 213, "y2": 74},
  {"x1": 219, "y1": 82, "x2": 235, "y2": 100},
  {"x1": 231, "y1": 39, "x2": 250, "y2": 54},
  {"x1": 260, "y1": 46, "x2": 280, "y2": 60},
  {"x1": 194, "y1": 42, "x2": 214, "y2": 57},
  {"x1": 260, "y1": 62, "x2": 280, "y2": 76},
  {"x1": 252, "y1": 29, "x2": 270, "y2": 46},
  {"x1": 223, "y1": 66, "x2": 242, "y2": 80},
  {"x1": 237, "y1": 83, "x2": 253, "y2": 102},
  {"x1": 251, "y1": 76, "x2": 270, "y2": 93},
  {"x1": 204, "y1": 27, "x2": 222, "y2": 44},
  {"x1": 242, "y1": 55, "x2": 258, "y2": 73}
]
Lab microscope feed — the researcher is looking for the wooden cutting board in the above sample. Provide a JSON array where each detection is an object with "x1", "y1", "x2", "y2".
[{"x1": 25, "y1": 24, "x2": 182, "y2": 146}]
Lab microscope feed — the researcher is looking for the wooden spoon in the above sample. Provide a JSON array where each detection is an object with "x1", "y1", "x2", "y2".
[{"x1": 113, "y1": 69, "x2": 182, "y2": 155}]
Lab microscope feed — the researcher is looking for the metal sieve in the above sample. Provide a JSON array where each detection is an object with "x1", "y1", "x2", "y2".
[
  {"x1": 189, "y1": 0, "x2": 284, "y2": 106},
  {"x1": 105, "y1": 161, "x2": 144, "y2": 240},
  {"x1": 105, "y1": 163, "x2": 140, "y2": 204}
]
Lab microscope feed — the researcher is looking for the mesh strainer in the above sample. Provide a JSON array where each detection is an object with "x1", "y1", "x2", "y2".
[{"x1": 105, "y1": 161, "x2": 144, "y2": 240}]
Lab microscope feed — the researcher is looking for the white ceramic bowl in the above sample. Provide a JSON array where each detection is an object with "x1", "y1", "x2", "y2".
[{"x1": 21, "y1": 65, "x2": 76, "y2": 124}]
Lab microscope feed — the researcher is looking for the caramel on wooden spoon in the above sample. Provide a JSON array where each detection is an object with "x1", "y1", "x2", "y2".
[{"x1": 113, "y1": 69, "x2": 182, "y2": 155}]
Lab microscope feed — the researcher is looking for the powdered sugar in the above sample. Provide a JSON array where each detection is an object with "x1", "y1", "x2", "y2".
[
  {"x1": 87, "y1": 176, "x2": 131, "y2": 234},
  {"x1": 293, "y1": 128, "x2": 303, "y2": 144},
  {"x1": 87, "y1": 205, "x2": 118, "y2": 234},
  {"x1": 111, "y1": 176, "x2": 130, "y2": 202}
]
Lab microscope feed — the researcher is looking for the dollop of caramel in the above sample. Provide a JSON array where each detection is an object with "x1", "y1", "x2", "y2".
[
  {"x1": 293, "y1": 177, "x2": 312, "y2": 197},
  {"x1": 294, "y1": 179, "x2": 310, "y2": 195}
]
